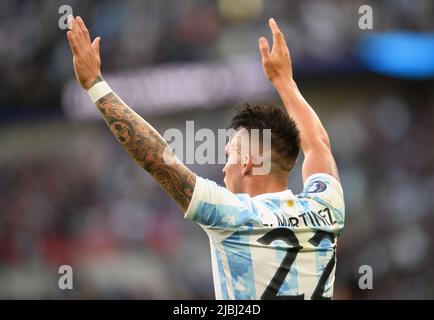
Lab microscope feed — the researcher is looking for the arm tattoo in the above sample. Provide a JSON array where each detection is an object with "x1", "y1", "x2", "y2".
[
  {"x1": 95, "y1": 92, "x2": 195, "y2": 212},
  {"x1": 89, "y1": 75, "x2": 104, "y2": 88}
]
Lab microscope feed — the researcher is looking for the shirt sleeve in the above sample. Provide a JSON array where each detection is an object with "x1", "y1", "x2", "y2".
[
  {"x1": 184, "y1": 176, "x2": 255, "y2": 229},
  {"x1": 301, "y1": 173, "x2": 345, "y2": 214}
]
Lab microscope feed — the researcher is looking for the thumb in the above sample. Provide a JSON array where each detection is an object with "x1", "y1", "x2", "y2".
[
  {"x1": 258, "y1": 37, "x2": 270, "y2": 60},
  {"x1": 92, "y1": 37, "x2": 101, "y2": 55}
]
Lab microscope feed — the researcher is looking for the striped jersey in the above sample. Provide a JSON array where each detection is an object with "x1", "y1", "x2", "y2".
[{"x1": 184, "y1": 173, "x2": 345, "y2": 300}]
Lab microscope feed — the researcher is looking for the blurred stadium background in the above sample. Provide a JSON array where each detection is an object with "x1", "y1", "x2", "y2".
[{"x1": 1, "y1": 0, "x2": 434, "y2": 299}]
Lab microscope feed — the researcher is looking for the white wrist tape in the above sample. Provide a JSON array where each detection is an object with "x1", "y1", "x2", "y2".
[{"x1": 87, "y1": 81, "x2": 112, "y2": 103}]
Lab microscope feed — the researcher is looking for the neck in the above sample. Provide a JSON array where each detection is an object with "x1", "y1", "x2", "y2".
[{"x1": 243, "y1": 175, "x2": 288, "y2": 197}]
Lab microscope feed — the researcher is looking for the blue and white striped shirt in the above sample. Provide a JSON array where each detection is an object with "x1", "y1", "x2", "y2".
[{"x1": 185, "y1": 173, "x2": 345, "y2": 300}]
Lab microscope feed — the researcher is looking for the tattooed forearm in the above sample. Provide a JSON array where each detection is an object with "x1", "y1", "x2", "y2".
[
  {"x1": 95, "y1": 92, "x2": 195, "y2": 212},
  {"x1": 88, "y1": 75, "x2": 104, "y2": 88}
]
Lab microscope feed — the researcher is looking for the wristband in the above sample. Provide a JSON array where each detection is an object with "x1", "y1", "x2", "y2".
[{"x1": 87, "y1": 81, "x2": 112, "y2": 103}]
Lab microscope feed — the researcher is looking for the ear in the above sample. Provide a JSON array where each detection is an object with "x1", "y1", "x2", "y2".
[{"x1": 242, "y1": 153, "x2": 254, "y2": 176}]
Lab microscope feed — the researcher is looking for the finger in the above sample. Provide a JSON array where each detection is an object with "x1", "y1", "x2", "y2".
[
  {"x1": 269, "y1": 18, "x2": 286, "y2": 50},
  {"x1": 269, "y1": 18, "x2": 282, "y2": 34},
  {"x1": 68, "y1": 15, "x2": 75, "y2": 31},
  {"x1": 258, "y1": 37, "x2": 271, "y2": 60},
  {"x1": 66, "y1": 31, "x2": 79, "y2": 55},
  {"x1": 76, "y1": 16, "x2": 91, "y2": 44},
  {"x1": 69, "y1": 15, "x2": 81, "y2": 40},
  {"x1": 92, "y1": 37, "x2": 101, "y2": 56},
  {"x1": 76, "y1": 16, "x2": 87, "y2": 33}
]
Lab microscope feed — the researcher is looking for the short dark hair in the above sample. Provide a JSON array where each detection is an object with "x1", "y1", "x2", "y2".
[{"x1": 229, "y1": 103, "x2": 300, "y2": 172}]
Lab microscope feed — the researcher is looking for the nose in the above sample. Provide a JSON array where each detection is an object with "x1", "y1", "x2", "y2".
[{"x1": 222, "y1": 162, "x2": 228, "y2": 176}]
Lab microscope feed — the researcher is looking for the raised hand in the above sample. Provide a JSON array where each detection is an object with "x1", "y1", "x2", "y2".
[
  {"x1": 66, "y1": 16, "x2": 102, "y2": 90},
  {"x1": 259, "y1": 18, "x2": 293, "y2": 83}
]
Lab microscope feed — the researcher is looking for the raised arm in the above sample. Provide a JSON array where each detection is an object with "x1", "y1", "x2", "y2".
[
  {"x1": 66, "y1": 16, "x2": 195, "y2": 212},
  {"x1": 259, "y1": 18, "x2": 340, "y2": 183}
]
